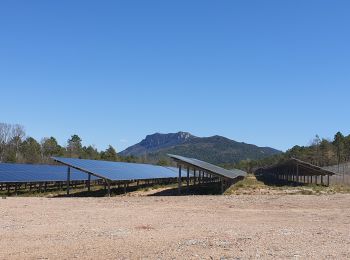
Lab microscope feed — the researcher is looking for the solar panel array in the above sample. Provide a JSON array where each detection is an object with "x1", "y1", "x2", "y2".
[
  {"x1": 0, "y1": 163, "x2": 96, "y2": 183},
  {"x1": 168, "y1": 154, "x2": 246, "y2": 179},
  {"x1": 258, "y1": 158, "x2": 336, "y2": 176},
  {"x1": 52, "y1": 157, "x2": 181, "y2": 181}
]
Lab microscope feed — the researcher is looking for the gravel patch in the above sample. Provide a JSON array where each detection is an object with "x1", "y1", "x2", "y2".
[{"x1": 0, "y1": 195, "x2": 349, "y2": 259}]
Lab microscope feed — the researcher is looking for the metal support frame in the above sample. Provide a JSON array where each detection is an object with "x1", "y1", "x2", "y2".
[
  {"x1": 193, "y1": 169, "x2": 196, "y2": 185},
  {"x1": 327, "y1": 175, "x2": 330, "y2": 186},
  {"x1": 186, "y1": 166, "x2": 190, "y2": 193},
  {"x1": 178, "y1": 165, "x2": 182, "y2": 195},
  {"x1": 221, "y1": 177, "x2": 224, "y2": 194},
  {"x1": 87, "y1": 174, "x2": 91, "y2": 192},
  {"x1": 296, "y1": 164, "x2": 299, "y2": 183},
  {"x1": 66, "y1": 167, "x2": 71, "y2": 195},
  {"x1": 106, "y1": 180, "x2": 111, "y2": 197}
]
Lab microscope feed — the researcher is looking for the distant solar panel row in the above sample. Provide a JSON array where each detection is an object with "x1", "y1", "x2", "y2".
[
  {"x1": 0, "y1": 163, "x2": 97, "y2": 183},
  {"x1": 168, "y1": 154, "x2": 246, "y2": 179},
  {"x1": 52, "y1": 157, "x2": 181, "y2": 181}
]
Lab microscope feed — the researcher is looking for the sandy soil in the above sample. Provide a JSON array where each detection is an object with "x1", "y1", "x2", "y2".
[{"x1": 1, "y1": 195, "x2": 350, "y2": 259}]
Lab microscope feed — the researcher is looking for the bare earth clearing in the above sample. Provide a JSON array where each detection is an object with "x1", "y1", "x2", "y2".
[{"x1": 1, "y1": 195, "x2": 350, "y2": 259}]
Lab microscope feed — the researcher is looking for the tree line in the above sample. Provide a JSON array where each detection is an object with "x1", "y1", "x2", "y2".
[
  {"x1": 1, "y1": 122, "x2": 349, "y2": 171},
  {"x1": 0, "y1": 123, "x2": 138, "y2": 164},
  {"x1": 234, "y1": 131, "x2": 350, "y2": 173}
]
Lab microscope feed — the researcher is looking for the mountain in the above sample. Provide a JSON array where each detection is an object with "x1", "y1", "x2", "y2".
[
  {"x1": 119, "y1": 132, "x2": 282, "y2": 165},
  {"x1": 120, "y1": 132, "x2": 195, "y2": 156}
]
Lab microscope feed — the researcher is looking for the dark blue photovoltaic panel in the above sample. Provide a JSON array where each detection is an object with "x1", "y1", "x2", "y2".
[
  {"x1": 168, "y1": 154, "x2": 247, "y2": 179},
  {"x1": 0, "y1": 163, "x2": 97, "y2": 183},
  {"x1": 52, "y1": 157, "x2": 181, "y2": 181}
]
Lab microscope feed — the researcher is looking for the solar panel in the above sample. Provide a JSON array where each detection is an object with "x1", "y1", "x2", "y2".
[
  {"x1": 0, "y1": 163, "x2": 96, "y2": 183},
  {"x1": 168, "y1": 154, "x2": 246, "y2": 179},
  {"x1": 52, "y1": 157, "x2": 182, "y2": 181}
]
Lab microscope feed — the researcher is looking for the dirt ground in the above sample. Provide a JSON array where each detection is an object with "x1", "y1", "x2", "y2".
[{"x1": 1, "y1": 194, "x2": 350, "y2": 259}]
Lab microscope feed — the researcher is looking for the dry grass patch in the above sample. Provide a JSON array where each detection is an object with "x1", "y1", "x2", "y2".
[{"x1": 225, "y1": 174, "x2": 350, "y2": 195}]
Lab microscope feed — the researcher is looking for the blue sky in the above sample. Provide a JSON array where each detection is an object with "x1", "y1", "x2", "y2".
[{"x1": 0, "y1": 1, "x2": 349, "y2": 152}]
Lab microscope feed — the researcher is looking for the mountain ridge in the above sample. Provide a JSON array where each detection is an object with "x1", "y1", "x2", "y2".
[{"x1": 120, "y1": 132, "x2": 282, "y2": 165}]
